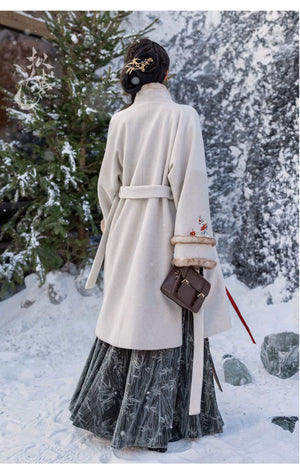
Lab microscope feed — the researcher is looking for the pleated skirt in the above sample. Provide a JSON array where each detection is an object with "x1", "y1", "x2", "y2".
[{"x1": 68, "y1": 306, "x2": 224, "y2": 450}]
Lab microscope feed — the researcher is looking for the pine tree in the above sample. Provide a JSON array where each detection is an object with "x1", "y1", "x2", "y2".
[
  {"x1": 0, "y1": 11, "x2": 158, "y2": 297},
  {"x1": 170, "y1": 11, "x2": 298, "y2": 299},
  {"x1": 235, "y1": 11, "x2": 299, "y2": 297}
]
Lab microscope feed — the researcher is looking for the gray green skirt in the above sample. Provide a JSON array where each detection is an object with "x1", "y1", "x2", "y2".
[{"x1": 68, "y1": 306, "x2": 224, "y2": 450}]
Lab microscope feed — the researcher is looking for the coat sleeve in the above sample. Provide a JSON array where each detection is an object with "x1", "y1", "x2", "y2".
[
  {"x1": 168, "y1": 106, "x2": 232, "y2": 338},
  {"x1": 167, "y1": 106, "x2": 218, "y2": 269},
  {"x1": 97, "y1": 115, "x2": 122, "y2": 223}
]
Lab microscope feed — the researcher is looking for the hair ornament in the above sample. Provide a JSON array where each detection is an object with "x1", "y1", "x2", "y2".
[
  {"x1": 131, "y1": 76, "x2": 141, "y2": 84},
  {"x1": 125, "y1": 57, "x2": 154, "y2": 74}
]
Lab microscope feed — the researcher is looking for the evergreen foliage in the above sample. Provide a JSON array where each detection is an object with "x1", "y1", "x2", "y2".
[{"x1": 0, "y1": 11, "x2": 158, "y2": 297}]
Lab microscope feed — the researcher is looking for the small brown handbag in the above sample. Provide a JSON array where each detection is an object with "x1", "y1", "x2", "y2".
[
  {"x1": 160, "y1": 265, "x2": 211, "y2": 313},
  {"x1": 160, "y1": 264, "x2": 223, "y2": 392}
]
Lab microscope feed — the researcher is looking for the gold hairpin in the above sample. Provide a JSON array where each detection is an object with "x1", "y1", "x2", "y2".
[{"x1": 125, "y1": 57, "x2": 154, "y2": 74}]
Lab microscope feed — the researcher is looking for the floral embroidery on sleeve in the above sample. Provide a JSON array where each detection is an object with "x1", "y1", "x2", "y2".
[{"x1": 190, "y1": 215, "x2": 209, "y2": 237}]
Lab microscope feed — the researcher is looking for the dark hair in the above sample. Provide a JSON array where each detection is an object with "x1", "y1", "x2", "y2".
[{"x1": 119, "y1": 38, "x2": 170, "y2": 105}]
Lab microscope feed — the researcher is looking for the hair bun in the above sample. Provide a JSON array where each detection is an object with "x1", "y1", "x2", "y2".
[{"x1": 120, "y1": 38, "x2": 170, "y2": 100}]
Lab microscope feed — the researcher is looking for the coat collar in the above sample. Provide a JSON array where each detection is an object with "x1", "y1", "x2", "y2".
[{"x1": 133, "y1": 82, "x2": 173, "y2": 103}]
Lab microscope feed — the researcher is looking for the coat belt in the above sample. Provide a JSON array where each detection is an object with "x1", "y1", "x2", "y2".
[
  {"x1": 119, "y1": 184, "x2": 173, "y2": 199},
  {"x1": 85, "y1": 183, "x2": 205, "y2": 416},
  {"x1": 85, "y1": 185, "x2": 173, "y2": 290}
]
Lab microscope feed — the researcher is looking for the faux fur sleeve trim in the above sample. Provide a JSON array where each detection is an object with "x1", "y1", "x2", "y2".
[
  {"x1": 170, "y1": 235, "x2": 216, "y2": 246},
  {"x1": 171, "y1": 257, "x2": 217, "y2": 269}
]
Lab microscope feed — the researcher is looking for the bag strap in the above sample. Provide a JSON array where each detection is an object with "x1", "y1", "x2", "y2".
[
  {"x1": 210, "y1": 352, "x2": 223, "y2": 392},
  {"x1": 181, "y1": 266, "x2": 189, "y2": 278},
  {"x1": 171, "y1": 268, "x2": 182, "y2": 294}
]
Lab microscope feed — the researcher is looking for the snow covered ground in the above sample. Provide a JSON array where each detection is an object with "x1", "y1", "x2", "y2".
[{"x1": 0, "y1": 269, "x2": 298, "y2": 463}]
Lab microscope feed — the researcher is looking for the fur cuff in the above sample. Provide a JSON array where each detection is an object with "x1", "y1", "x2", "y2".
[
  {"x1": 170, "y1": 235, "x2": 216, "y2": 246},
  {"x1": 172, "y1": 257, "x2": 217, "y2": 269}
]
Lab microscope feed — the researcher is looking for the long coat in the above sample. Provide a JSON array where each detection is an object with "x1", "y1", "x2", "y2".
[{"x1": 85, "y1": 82, "x2": 232, "y2": 415}]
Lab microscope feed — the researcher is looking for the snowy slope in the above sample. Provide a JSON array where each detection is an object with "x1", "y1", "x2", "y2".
[{"x1": 0, "y1": 270, "x2": 298, "y2": 463}]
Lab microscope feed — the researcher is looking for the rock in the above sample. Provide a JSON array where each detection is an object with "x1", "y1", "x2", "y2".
[
  {"x1": 271, "y1": 416, "x2": 298, "y2": 433},
  {"x1": 75, "y1": 265, "x2": 102, "y2": 297},
  {"x1": 20, "y1": 274, "x2": 41, "y2": 309},
  {"x1": 48, "y1": 282, "x2": 67, "y2": 305},
  {"x1": 21, "y1": 299, "x2": 36, "y2": 308},
  {"x1": 260, "y1": 332, "x2": 299, "y2": 378},
  {"x1": 60, "y1": 261, "x2": 78, "y2": 276},
  {"x1": 222, "y1": 354, "x2": 253, "y2": 385}
]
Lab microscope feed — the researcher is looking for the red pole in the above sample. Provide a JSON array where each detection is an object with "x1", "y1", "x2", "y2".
[{"x1": 225, "y1": 287, "x2": 256, "y2": 344}]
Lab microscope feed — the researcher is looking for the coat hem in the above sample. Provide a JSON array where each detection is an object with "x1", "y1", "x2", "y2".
[{"x1": 95, "y1": 329, "x2": 184, "y2": 351}]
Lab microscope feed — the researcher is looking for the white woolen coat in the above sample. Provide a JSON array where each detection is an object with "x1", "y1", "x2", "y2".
[{"x1": 85, "y1": 82, "x2": 232, "y2": 415}]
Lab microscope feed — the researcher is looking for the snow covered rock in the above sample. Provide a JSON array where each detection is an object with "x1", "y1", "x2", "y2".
[
  {"x1": 60, "y1": 261, "x2": 78, "y2": 276},
  {"x1": 260, "y1": 332, "x2": 299, "y2": 378},
  {"x1": 271, "y1": 416, "x2": 299, "y2": 433},
  {"x1": 74, "y1": 265, "x2": 102, "y2": 296},
  {"x1": 47, "y1": 275, "x2": 68, "y2": 305},
  {"x1": 222, "y1": 354, "x2": 253, "y2": 385},
  {"x1": 19, "y1": 273, "x2": 43, "y2": 308}
]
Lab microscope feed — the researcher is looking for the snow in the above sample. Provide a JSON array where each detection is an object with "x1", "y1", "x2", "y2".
[
  {"x1": 16, "y1": 169, "x2": 37, "y2": 196},
  {"x1": 13, "y1": 188, "x2": 19, "y2": 203},
  {"x1": 7, "y1": 107, "x2": 34, "y2": 125},
  {"x1": 85, "y1": 106, "x2": 98, "y2": 115},
  {"x1": 0, "y1": 269, "x2": 298, "y2": 463},
  {"x1": 15, "y1": 11, "x2": 45, "y2": 23},
  {"x1": 204, "y1": 11, "x2": 222, "y2": 29},
  {"x1": 19, "y1": 227, "x2": 41, "y2": 249},
  {"x1": 61, "y1": 141, "x2": 77, "y2": 172},
  {"x1": 61, "y1": 166, "x2": 78, "y2": 189},
  {"x1": 44, "y1": 177, "x2": 61, "y2": 208},
  {"x1": 71, "y1": 33, "x2": 78, "y2": 44},
  {"x1": 81, "y1": 197, "x2": 93, "y2": 222}
]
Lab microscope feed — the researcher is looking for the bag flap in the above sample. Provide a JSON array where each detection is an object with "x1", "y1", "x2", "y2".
[{"x1": 185, "y1": 267, "x2": 210, "y2": 293}]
